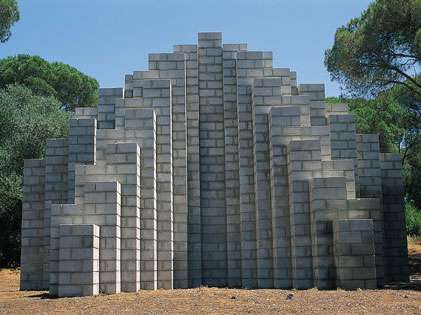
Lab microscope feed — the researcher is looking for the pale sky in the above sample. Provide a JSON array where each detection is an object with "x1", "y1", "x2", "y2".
[{"x1": 1, "y1": 0, "x2": 373, "y2": 96}]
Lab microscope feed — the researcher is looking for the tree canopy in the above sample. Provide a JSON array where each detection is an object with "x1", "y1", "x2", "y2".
[
  {"x1": 324, "y1": 0, "x2": 421, "y2": 97},
  {"x1": 0, "y1": 55, "x2": 99, "y2": 111},
  {"x1": 0, "y1": 85, "x2": 70, "y2": 266},
  {"x1": 0, "y1": 0, "x2": 19, "y2": 43}
]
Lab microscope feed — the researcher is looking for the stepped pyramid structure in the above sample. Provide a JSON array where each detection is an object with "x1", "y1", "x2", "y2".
[{"x1": 21, "y1": 32, "x2": 409, "y2": 297}]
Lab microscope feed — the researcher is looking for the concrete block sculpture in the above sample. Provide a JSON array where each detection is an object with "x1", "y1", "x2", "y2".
[{"x1": 20, "y1": 32, "x2": 409, "y2": 296}]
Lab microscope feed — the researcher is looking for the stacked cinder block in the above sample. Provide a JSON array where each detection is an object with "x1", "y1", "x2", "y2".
[
  {"x1": 49, "y1": 204, "x2": 83, "y2": 296},
  {"x1": 20, "y1": 159, "x2": 45, "y2": 290},
  {"x1": 21, "y1": 32, "x2": 409, "y2": 297},
  {"x1": 148, "y1": 52, "x2": 188, "y2": 288},
  {"x1": 310, "y1": 177, "x2": 348, "y2": 289},
  {"x1": 98, "y1": 88, "x2": 122, "y2": 129},
  {"x1": 44, "y1": 139, "x2": 70, "y2": 293},
  {"x1": 58, "y1": 224, "x2": 100, "y2": 297},
  {"x1": 223, "y1": 43, "x2": 245, "y2": 288},
  {"x1": 269, "y1": 106, "x2": 302, "y2": 288},
  {"x1": 81, "y1": 181, "x2": 121, "y2": 294},
  {"x1": 380, "y1": 153, "x2": 409, "y2": 282},
  {"x1": 174, "y1": 43, "x2": 202, "y2": 288},
  {"x1": 333, "y1": 219, "x2": 377, "y2": 289},
  {"x1": 198, "y1": 33, "x2": 227, "y2": 287},
  {"x1": 119, "y1": 80, "x2": 173, "y2": 289},
  {"x1": 67, "y1": 119, "x2": 96, "y2": 203},
  {"x1": 237, "y1": 81, "x2": 258, "y2": 288},
  {"x1": 287, "y1": 140, "x2": 322, "y2": 289}
]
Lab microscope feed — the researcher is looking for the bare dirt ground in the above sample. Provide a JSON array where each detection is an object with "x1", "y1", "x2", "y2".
[{"x1": 1, "y1": 243, "x2": 420, "y2": 315}]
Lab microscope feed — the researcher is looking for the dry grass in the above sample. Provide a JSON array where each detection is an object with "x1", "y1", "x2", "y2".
[
  {"x1": 408, "y1": 235, "x2": 421, "y2": 246},
  {"x1": 0, "y1": 246, "x2": 420, "y2": 315}
]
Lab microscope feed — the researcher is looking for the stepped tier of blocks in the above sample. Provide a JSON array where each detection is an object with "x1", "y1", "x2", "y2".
[{"x1": 20, "y1": 32, "x2": 409, "y2": 297}]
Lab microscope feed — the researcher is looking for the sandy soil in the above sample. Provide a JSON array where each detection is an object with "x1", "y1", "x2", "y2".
[
  {"x1": 0, "y1": 245, "x2": 420, "y2": 315},
  {"x1": 409, "y1": 239, "x2": 421, "y2": 282}
]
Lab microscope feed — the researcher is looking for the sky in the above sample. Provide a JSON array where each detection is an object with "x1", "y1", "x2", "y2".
[{"x1": 1, "y1": 0, "x2": 373, "y2": 97}]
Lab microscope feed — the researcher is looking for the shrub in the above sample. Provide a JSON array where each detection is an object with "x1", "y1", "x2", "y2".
[{"x1": 405, "y1": 201, "x2": 421, "y2": 236}]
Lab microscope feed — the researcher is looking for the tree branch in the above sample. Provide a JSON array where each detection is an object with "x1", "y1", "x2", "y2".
[
  {"x1": 390, "y1": 52, "x2": 418, "y2": 60},
  {"x1": 376, "y1": 78, "x2": 421, "y2": 96},
  {"x1": 376, "y1": 55, "x2": 421, "y2": 89}
]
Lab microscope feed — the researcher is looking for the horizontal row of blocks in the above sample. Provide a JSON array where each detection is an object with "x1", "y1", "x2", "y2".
[{"x1": 55, "y1": 218, "x2": 379, "y2": 296}]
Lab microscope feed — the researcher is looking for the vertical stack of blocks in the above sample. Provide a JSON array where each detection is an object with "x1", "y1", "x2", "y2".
[
  {"x1": 20, "y1": 32, "x2": 409, "y2": 297},
  {"x1": 333, "y1": 219, "x2": 377, "y2": 289},
  {"x1": 58, "y1": 224, "x2": 100, "y2": 297}
]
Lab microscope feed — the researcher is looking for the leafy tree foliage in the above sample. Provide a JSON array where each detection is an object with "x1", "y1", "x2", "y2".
[
  {"x1": 0, "y1": 85, "x2": 70, "y2": 266},
  {"x1": 403, "y1": 140, "x2": 421, "y2": 210},
  {"x1": 405, "y1": 201, "x2": 421, "y2": 235},
  {"x1": 0, "y1": 0, "x2": 19, "y2": 43},
  {"x1": 0, "y1": 174, "x2": 22, "y2": 267},
  {"x1": 0, "y1": 55, "x2": 99, "y2": 111},
  {"x1": 325, "y1": 0, "x2": 421, "y2": 97}
]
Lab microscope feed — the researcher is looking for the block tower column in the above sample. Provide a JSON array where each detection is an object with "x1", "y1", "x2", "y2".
[{"x1": 198, "y1": 32, "x2": 227, "y2": 286}]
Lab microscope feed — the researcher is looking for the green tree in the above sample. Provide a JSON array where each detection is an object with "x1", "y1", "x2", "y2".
[
  {"x1": 324, "y1": 0, "x2": 421, "y2": 97},
  {"x1": 403, "y1": 140, "x2": 421, "y2": 210},
  {"x1": 0, "y1": 55, "x2": 99, "y2": 111},
  {"x1": 405, "y1": 201, "x2": 421, "y2": 235},
  {"x1": 0, "y1": 85, "x2": 70, "y2": 266},
  {"x1": 0, "y1": 0, "x2": 19, "y2": 43}
]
